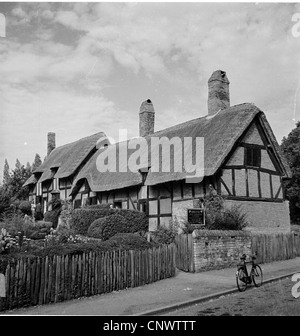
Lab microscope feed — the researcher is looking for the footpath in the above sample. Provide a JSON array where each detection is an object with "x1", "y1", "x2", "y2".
[{"x1": 2, "y1": 257, "x2": 300, "y2": 316}]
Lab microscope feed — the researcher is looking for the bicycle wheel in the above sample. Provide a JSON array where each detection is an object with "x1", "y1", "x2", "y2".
[
  {"x1": 236, "y1": 269, "x2": 247, "y2": 292},
  {"x1": 252, "y1": 265, "x2": 263, "y2": 287}
]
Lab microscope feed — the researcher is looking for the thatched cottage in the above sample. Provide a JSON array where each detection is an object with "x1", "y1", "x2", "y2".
[
  {"x1": 24, "y1": 70, "x2": 292, "y2": 233},
  {"x1": 23, "y1": 132, "x2": 109, "y2": 213}
]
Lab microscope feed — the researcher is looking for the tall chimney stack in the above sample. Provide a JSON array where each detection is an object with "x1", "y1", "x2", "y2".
[
  {"x1": 47, "y1": 132, "x2": 56, "y2": 156},
  {"x1": 139, "y1": 99, "x2": 155, "y2": 137},
  {"x1": 208, "y1": 70, "x2": 230, "y2": 115}
]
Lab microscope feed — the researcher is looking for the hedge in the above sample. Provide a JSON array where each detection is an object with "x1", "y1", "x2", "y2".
[
  {"x1": 0, "y1": 233, "x2": 157, "y2": 262},
  {"x1": 116, "y1": 210, "x2": 148, "y2": 233},
  {"x1": 24, "y1": 221, "x2": 52, "y2": 240},
  {"x1": 87, "y1": 214, "x2": 129, "y2": 240},
  {"x1": 18, "y1": 201, "x2": 32, "y2": 216},
  {"x1": 70, "y1": 207, "x2": 115, "y2": 235},
  {"x1": 70, "y1": 207, "x2": 148, "y2": 235},
  {"x1": 108, "y1": 233, "x2": 157, "y2": 249},
  {"x1": 44, "y1": 210, "x2": 61, "y2": 228}
]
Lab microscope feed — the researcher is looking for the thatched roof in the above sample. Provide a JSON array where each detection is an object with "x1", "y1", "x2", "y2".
[
  {"x1": 72, "y1": 103, "x2": 291, "y2": 193},
  {"x1": 22, "y1": 174, "x2": 38, "y2": 187},
  {"x1": 23, "y1": 132, "x2": 107, "y2": 186}
]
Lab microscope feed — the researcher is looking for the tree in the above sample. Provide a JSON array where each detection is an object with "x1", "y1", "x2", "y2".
[
  {"x1": 32, "y1": 153, "x2": 42, "y2": 171},
  {"x1": 6, "y1": 159, "x2": 32, "y2": 203},
  {"x1": 0, "y1": 157, "x2": 34, "y2": 216},
  {"x1": 3, "y1": 159, "x2": 10, "y2": 186},
  {"x1": 281, "y1": 121, "x2": 300, "y2": 224},
  {"x1": 0, "y1": 185, "x2": 11, "y2": 215},
  {"x1": 26, "y1": 162, "x2": 31, "y2": 174},
  {"x1": 15, "y1": 159, "x2": 21, "y2": 170}
]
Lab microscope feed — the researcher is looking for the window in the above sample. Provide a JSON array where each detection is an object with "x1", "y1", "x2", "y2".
[
  {"x1": 113, "y1": 201, "x2": 122, "y2": 209},
  {"x1": 245, "y1": 147, "x2": 261, "y2": 167},
  {"x1": 74, "y1": 199, "x2": 81, "y2": 209},
  {"x1": 90, "y1": 197, "x2": 97, "y2": 205},
  {"x1": 139, "y1": 200, "x2": 148, "y2": 214}
]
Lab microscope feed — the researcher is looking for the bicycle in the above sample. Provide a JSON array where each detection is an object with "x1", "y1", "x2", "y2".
[{"x1": 236, "y1": 254, "x2": 263, "y2": 292}]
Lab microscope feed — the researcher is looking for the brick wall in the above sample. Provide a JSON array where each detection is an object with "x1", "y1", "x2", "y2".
[
  {"x1": 224, "y1": 199, "x2": 291, "y2": 233},
  {"x1": 192, "y1": 230, "x2": 252, "y2": 272}
]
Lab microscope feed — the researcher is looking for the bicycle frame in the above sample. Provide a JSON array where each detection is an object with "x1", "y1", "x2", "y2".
[
  {"x1": 236, "y1": 254, "x2": 263, "y2": 292},
  {"x1": 237, "y1": 256, "x2": 258, "y2": 284},
  {"x1": 237, "y1": 260, "x2": 253, "y2": 284}
]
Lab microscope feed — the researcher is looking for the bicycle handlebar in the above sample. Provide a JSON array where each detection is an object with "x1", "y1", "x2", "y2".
[{"x1": 240, "y1": 254, "x2": 257, "y2": 261}]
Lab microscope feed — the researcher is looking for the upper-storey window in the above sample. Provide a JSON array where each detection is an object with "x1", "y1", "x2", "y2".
[{"x1": 245, "y1": 146, "x2": 261, "y2": 167}]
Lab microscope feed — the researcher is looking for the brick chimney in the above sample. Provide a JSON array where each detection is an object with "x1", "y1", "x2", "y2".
[
  {"x1": 47, "y1": 132, "x2": 56, "y2": 156},
  {"x1": 139, "y1": 99, "x2": 155, "y2": 137},
  {"x1": 208, "y1": 70, "x2": 230, "y2": 115}
]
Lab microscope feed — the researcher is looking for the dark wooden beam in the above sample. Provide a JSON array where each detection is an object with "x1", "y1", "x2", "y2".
[
  {"x1": 269, "y1": 174, "x2": 273, "y2": 199},
  {"x1": 220, "y1": 177, "x2": 232, "y2": 196},
  {"x1": 224, "y1": 165, "x2": 280, "y2": 176},
  {"x1": 274, "y1": 184, "x2": 283, "y2": 199},
  {"x1": 239, "y1": 142, "x2": 266, "y2": 150},
  {"x1": 226, "y1": 196, "x2": 284, "y2": 203},
  {"x1": 232, "y1": 169, "x2": 236, "y2": 196},
  {"x1": 257, "y1": 170, "x2": 262, "y2": 198},
  {"x1": 245, "y1": 169, "x2": 249, "y2": 197}
]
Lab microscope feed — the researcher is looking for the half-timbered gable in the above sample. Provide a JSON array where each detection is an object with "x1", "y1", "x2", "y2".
[{"x1": 218, "y1": 116, "x2": 285, "y2": 202}]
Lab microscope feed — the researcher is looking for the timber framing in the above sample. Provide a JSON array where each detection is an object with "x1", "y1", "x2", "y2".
[{"x1": 217, "y1": 116, "x2": 286, "y2": 202}]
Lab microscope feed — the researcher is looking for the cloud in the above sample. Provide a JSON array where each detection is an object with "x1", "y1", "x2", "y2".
[
  {"x1": 1, "y1": 2, "x2": 300, "y2": 183},
  {"x1": 55, "y1": 10, "x2": 80, "y2": 29}
]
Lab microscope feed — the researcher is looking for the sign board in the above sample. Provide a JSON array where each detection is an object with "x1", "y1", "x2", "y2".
[{"x1": 187, "y1": 208, "x2": 204, "y2": 225}]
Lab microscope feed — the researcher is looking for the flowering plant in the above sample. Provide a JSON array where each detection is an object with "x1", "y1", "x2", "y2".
[
  {"x1": 0, "y1": 228, "x2": 18, "y2": 254},
  {"x1": 67, "y1": 235, "x2": 89, "y2": 244}
]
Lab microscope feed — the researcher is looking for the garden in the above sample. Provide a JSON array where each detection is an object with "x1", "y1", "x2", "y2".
[
  {"x1": 0, "y1": 199, "x2": 178, "y2": 311},
  {"x1": 0, "y1": 187, "x2": 251, "y2": 311},
  {"x1": 0, "y1": 198, "x2": 174, "y2": 260}
]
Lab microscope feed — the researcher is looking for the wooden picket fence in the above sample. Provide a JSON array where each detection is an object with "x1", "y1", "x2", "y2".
[
  {"x1": 251, "y1": 232, "x2": 300, "y2": 264},
  {"x1": 0, "y1": 244, "x2": 176, "y2": 312},
  {"x1": 175, "y1": 234, "x2": 194, "y2": 272}
]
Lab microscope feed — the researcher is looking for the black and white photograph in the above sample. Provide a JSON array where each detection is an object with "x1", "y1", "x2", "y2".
[{"x1": 0, "y1": 0, "x2": 300, "y2": 322}]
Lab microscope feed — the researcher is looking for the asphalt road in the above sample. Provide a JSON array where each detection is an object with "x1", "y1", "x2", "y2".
[{"x1": 160, "y1": 277, "x2": 300, "y2": 316}]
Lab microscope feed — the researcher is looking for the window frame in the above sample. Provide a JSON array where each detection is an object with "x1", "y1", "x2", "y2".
[{"x1": 244, "y1": 146, "x2": 261, "y2": 168}]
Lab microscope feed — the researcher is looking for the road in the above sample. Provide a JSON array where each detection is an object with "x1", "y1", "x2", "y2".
[{"x1": 160, "y1": 277, "x2": 300, "y2": 316}]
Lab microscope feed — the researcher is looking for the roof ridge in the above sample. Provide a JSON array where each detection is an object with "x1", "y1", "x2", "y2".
[
  {"x1": 52, "y1": 131, "x2": 106, "y2": 152},
  {"x1": 151, "y1": 102, "x2": 257, "y2": 136}
]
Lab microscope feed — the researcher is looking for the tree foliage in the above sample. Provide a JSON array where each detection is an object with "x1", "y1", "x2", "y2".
[
  {"x1": 281, "y1": 121, "x2": 300, "y2": 224},
  {"x1": 32, "y1": 154, "x2": 42, "y2": 171},
  {"x1": 0, "y1": 158, "x2": 32, "y2": 216},
  {"x1": 3, "y1": 159, "x2": 10, "y2": 186}
]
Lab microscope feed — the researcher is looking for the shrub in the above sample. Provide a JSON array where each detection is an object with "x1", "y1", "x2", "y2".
[
  {"x1": 45, "y1": 226, "x2": 71, "y2": 246},
  {"x1": 44, "y1": 210, "x2": 60, "y2": 228},
  {"x1": 88, "y1": 214, "x2": 129, "y2": 241},
  {"x1": 24, "y1": 221, "x2": 52, "y2": 240},
  {"x1": 19, "y1": 201, "x2": 32, "y2": 216},
  {"x1": 206, "y1": 204, "x2": 248, "y2": 231},
  {"x1": 150, "y1": 226, "x2": 177, "y2": 245},
  {"x1": 84, "y1": 204, "x2": 113, "y2": 210},
  {"x1": 107, "y1": 233, "x2": 156, "y2": 250},
  {"x1": 59, "y1": 198, "x2": 74, "y2": 228},
  {"x1": 87, "y1": 217, "x2": 106, "y2": 239},
  {"x1": 203, "y1": 186, "x2": 248, "y2": 231},
  {"x1": 0, "y1": 228, "x2": 18, "y2": 254},
  {"x1": 70, "y1": 207, "x2": 115, "y2": 235},
  {"x1": 49, "y1": 198, "x2": 63, "y2": 211},
  {"x1": 0, "y1": 213, "x2": 25, "y2": 236},
  {"x1": 117, "y1": 210, "x2": 148, "y2": 233}
]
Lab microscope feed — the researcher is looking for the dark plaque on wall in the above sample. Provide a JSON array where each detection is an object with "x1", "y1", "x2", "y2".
[{"x1": 187, "y1": 208, "x2": 204, "y2": 224}]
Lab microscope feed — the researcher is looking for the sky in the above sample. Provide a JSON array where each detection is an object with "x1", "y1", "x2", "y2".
[{"x1": 0, "y1": 1, "x2": 300, "y2": 181}]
